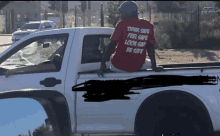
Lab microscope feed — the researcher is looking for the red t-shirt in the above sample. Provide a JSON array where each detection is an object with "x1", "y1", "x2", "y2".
[{"x1": 110, "y1": 18, "x2": 156, "y2": 72}]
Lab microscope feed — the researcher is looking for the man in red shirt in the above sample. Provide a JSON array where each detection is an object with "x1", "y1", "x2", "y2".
[{"x1": 98, "y1": 1, "x2": 163, "y2": 77}]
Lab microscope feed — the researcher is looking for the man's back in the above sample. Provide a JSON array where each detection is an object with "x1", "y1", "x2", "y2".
[{"x1": 110, "y1": 18, "x2": 156, "y2": 72}]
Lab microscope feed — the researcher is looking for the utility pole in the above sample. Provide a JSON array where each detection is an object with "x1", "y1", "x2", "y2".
[
  {"x1": 190, "y1": 4, "x2": 193, "y2": 22},
  {"x1": 5, "y1": 11, "x2": 7, "y2": 34},
  {"x1": 100, "y1": 3, "x2": 104, "y2": 27},
  {"x1": 149, "y1": 4, "x2": 151, "y2": 22},
  {"x1": 44, "y1": 10, "x2": 48, "y2": 20},
  {"x1": 62, "y1": 1, "x2": 68, "y2": 28},
  {"x1": 146, "y1": 2, "x2": 149, "y2": 20},
  {"x1": 63, "y1": 12, "x2": 65, "y2": 28},
  {"x1": 81, "y1": 2, "x2": 87, "y2": 27},
  {"x1": 75, "y1": 5, "x2": 77, "y2": 27},
  {"x1": 11, "y1": 9, "x2": 14, "y2": 33},
  {"x1": 87, "y1": 1, "x2": 91, "y2": 26},
  {"x1": 8, "y1": 10, "x2": 11, "y2": 34},
  {"x1": 59, "y1": 1, "x2": 62, "y2": 28},
  {"x1": 198, "y1": 4, "x2": 200, "y2": 42},
  {"x1": 113, "y1": 4, "x2": 115, "y2": 27}
]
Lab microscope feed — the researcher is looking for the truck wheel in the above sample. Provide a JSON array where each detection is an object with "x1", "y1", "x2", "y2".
[{"x1": 135, "y1": 107, "x2": 214, "y2": 136}]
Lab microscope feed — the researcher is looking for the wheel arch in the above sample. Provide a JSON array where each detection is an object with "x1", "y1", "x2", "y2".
[
  {"x1": 0, "y1": 89, "x2": 72, "y2": 136},
  {"x1": 134, "y1": 89, "x2": 214, "y2": 134}
]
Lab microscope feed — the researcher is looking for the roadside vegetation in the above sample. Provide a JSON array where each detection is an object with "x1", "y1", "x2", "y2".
[
  {"x1": 17, "y1": 123, "x2": 54, "y2": 136},
  {"x1": 154, "y1": 13, "x2": 220, "y2": 50}
]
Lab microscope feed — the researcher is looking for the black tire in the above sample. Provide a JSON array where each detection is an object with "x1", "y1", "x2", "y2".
[{"x1": 135, "y1": 107, "x2": 214, "y2": 136}]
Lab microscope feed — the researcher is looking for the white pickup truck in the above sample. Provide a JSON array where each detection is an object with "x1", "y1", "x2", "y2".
[{"x1": 0, "y1": 27, "x2": 220, "y2": 136}]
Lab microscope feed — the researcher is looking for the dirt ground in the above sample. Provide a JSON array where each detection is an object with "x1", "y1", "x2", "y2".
[{"x1": 153, "y1": 49, "x2": 220, "y2": 65}]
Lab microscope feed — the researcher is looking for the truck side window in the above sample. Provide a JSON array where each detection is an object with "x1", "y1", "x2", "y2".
[
  {"x1": 0, "y1": 34, "x2": 69, "y2": 73},
  {"x1": 45, "y1": 23, "x2": 52, "y2": 29},
  {"x1": 81, "y1": 35, "x2": 111, "y2": 64}
]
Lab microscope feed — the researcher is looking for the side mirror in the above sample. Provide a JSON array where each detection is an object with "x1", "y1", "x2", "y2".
[{"x1": 43, "y1": 43, "x2": 50, "y2": 48}]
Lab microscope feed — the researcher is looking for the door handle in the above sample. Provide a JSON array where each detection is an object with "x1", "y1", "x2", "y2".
[{"x1": 40, "y1": 77, "x2": 61, "y2": 87}]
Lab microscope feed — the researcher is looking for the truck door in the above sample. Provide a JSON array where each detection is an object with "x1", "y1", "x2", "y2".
[
  {"x1": 0, "y1": 32, "x2": 73, "y2": 95},
  {"x1": 67, "y1": 34, "x2": 140, "y2": 133}
]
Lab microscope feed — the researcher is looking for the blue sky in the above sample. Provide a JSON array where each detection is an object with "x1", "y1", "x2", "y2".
[{"x1": 0, "y1": 98, "x2": 47, "y2": 136}]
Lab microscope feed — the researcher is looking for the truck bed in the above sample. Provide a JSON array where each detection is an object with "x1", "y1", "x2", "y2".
[{"x1": 79, "y1": 61, "x2": 220, "y2": 74}]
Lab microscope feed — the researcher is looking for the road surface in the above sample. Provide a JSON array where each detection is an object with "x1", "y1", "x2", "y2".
[{"x1": 0, "y1": 35, "x2": 12, "y2": 46}]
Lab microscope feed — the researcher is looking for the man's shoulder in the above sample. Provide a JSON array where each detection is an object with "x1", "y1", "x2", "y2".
[
  {"x1": 137, "y1": 18, "x2": 153, "y2": 26},
  {"x1": 115, "y1": 20, "x2": 124, "y2": 27},
  {"x1": 142, "y1": 19, "x2": 153, "y2": 26}
]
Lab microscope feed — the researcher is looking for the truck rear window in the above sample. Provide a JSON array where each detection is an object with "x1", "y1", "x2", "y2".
[{"x1": 81, "y1": 35, "x2": 111, "y2": 64}]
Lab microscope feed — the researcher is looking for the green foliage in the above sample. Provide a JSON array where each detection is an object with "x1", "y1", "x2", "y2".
[
  {"x1": 200, "y1": 18, "x2": 220, "y2": 39},
  {"x1": 88, "y1": 1, "x2": 91, "y2": 10},
  {"x1": 154, "y1": 1, "x2": 186, "y2": 13},
  {"x1": 32, "y1": 123, "x2": 54, "y2": 136},
  {"x1": 107, "y1": 1, "x2": 121, "y2": 28},
  {"x1": 155, "y1": 19, "x2": 197, "y2": 49},
  {"x1": 214, "y1": 1, "x2": 220, "y2": 8},
  {"x1": 214, "y1": 1, "x2": 220, "y2": 16},
  {"x1": 17, "y1": 134, "x2": 28, "y2": 136},
  {"x1": 62, "y1": 1, "x2": 68, "y2": 13},
  {"x1": 178, "y1": 1, "x2": 187, "y2": 8},
  {"x1": 81, "y1": 1, "x2": 87, "y2": 13},
  {"x1": 154, "y1": 16, "x2": 220, "y2": 49},
  {"x1": 48, "y1": 1, "x2": 56, "y2": 11},
  {"x1": 17, "y1": 124, "x2": 54, "y2": 136}
]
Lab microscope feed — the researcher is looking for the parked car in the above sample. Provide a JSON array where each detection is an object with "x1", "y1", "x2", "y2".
[{"x1": 12, "y1": 20, "x2": 57, "y2": 44}]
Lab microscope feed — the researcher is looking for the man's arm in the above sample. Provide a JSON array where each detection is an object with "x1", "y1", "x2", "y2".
[
  {"x1": 147, "y1": 43, "x2": 164, "y2": 71},
  {"x1": 147, "y1": 43, "x2": 157, "y2": 68},
  {"x1": 100, "y1": 40, "x2": 117, "y2": 66}
]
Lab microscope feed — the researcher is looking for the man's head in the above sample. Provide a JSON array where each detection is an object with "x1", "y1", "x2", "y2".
[{"x1": 118, "y1": 1, "x2": 139, "y2": 20}]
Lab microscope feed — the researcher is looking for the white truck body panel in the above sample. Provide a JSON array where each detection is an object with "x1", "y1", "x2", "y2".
[{"x1": 77, "y1": 70, "x2": 220, "y2": 133}]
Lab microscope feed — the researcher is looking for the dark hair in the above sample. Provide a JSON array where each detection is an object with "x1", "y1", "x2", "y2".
[{"x1": 120, "y1": 13, "x2": 138, "y2": 20}]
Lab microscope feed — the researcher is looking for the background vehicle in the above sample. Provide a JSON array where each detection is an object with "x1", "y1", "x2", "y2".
[
  {"x1": 47, "y1": 13, "x2": 61, "y2": 28},
  {"x1": 12, "y1": 20, "x2": 57, "y2": 43},
  {"x1": 1, "y1": 27, "x2": 220, "y2": 136},
  {"x1": 201, "y1": 7, "x2": 217, "y2": 15}
]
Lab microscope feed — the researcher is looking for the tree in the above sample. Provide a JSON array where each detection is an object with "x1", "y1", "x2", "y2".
[
  {"x1": 107, "y1": 1, "x2": 121, "y2": 27},
  {"x1": 62, "y1": 1, "x2": 68, "y2": 13},
  {"x1": 81, "y1": 1, "x2": 87, "y2": 13},
  {"x1": 154, "y1": 1, "x2": 186, "y2": 13},
  {"x1": 214, "y1": 1, "x2": 220, "y2": 15},
  {"x1": 0, "y1": 1, "x2": 11, "y2": 10},
  {"x1": 48, "y1": 1, "x2": 56, "y2": 11},
  {"x1": 214, "y1": 1, "x2": 220, "y2": 8},
  {"x1": 44, "y1": 10, "x2": 48, "y2": 20},
  {"x1": 48, "y1": 1, "x2": 65, "y2": 13},
  {"x1": 138, "y1": 3, "x2": 145, "y2": 18},
  {"x1": 28, "y1": 129, "x2": 31, "y2": 136},
  {"x1": 17, "y1": 134, "x2": 28, "y2": 136},
  {"x1": 178, "y1": 1, "x2": 187, "y2": 8},
  {"x1": 199, "y1": 1, "x2": 210, "y2": 9},
  {"x1": 81, "y1": 1, "x2": 87, "y2": 27},
  {"x1": 32, "y1": 123, "x2": 54, "y2": 136}
]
